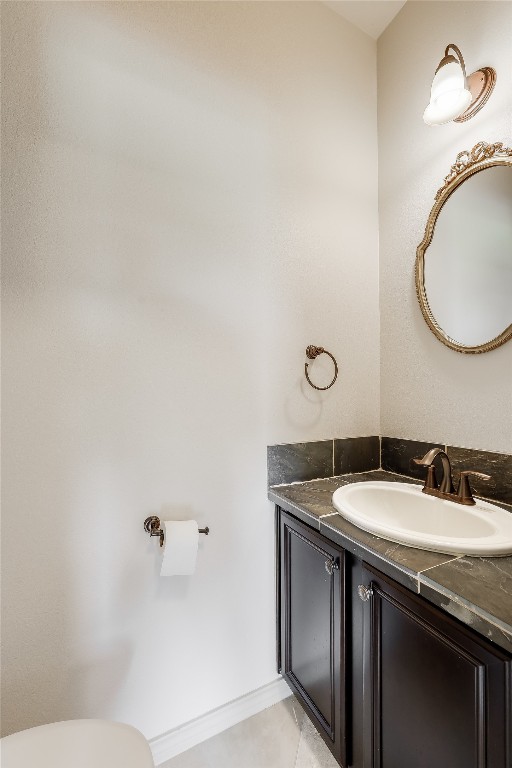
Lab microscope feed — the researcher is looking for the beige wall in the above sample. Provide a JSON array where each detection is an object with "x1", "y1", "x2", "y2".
[
  {"x1": 6, "y1": 0, "x2": 510, "y2": 749},
  {"x1": 1, "y1": 1, "x2": 379, "y2": 740},
  {"x1": 378, "y1": 1, "x2": 512, "y2": 453}
]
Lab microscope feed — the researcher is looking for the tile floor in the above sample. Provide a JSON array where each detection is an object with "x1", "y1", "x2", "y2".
[{"x1": 160, "y1": 696, "x2": 339, "y2": 768}]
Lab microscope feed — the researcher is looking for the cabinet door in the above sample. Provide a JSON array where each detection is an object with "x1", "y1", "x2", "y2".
[
  {"x1": 360, "y1": 563, "x2": 512, "y2": 768},
  {"x1": 279, "y1": 511, "x2": 346, "y2": 765}
]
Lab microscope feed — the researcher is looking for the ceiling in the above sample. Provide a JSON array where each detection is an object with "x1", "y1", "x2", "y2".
[{"x1": 323, "y1": 1, "x2": 407, "y2": 39}]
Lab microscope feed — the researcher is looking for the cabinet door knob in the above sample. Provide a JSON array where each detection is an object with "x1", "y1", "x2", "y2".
[
  {"x1": 357, "y1": 584, "x2": 373, "y2": 602},
  {"x1": 325, "y1": 558, "x2": 339, "y2": 575}
]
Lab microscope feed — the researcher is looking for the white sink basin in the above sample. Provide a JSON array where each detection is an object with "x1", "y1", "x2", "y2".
[{"x1": 332, "y1": 481, "x2": 512, "y2": 556}]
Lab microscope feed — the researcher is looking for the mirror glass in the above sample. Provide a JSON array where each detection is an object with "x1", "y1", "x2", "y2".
[
  {"x1": 424, "y1": 166, "x2": 512, "y2": 347},
  {"x1": 416, "y1": 145, "x2": 512, "y2": 353}
]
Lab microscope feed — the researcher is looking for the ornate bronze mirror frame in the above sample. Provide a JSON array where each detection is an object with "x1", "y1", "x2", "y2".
[{"x1": 415, "y1": 141, "x2": 512, "y2": 354}]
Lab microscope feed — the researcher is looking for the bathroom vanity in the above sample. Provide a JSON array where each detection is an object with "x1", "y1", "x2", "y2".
[{"x1": 271, "y1": 472, "x2": 512, "y2": 768}]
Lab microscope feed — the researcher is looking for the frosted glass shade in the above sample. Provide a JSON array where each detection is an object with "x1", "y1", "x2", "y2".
[{"x1": 423, "y1": 59, "x2": 472, "y2": 125}]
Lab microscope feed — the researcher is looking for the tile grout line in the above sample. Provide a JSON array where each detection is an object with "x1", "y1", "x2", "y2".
[
  {"x1": 417, "y1": 555, "x2": 465, "y2": 575},
  {"x1": 292, "y1": 713, "x2": 303, "y2": 768},
  {"x1": 416, "y1": 555, "x2": 464, "y2": 593}
]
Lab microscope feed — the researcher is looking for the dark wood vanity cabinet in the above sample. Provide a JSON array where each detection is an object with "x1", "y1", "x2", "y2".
[
  {"x1": 276, "y1": 508, "x2": 512, "y2": 768},
  {"x1": 360, "y1": 563, "x2": 512, "y2": 768},
  {"x1": 278, "y1": 510, "x2": 347, "y2": 765}
]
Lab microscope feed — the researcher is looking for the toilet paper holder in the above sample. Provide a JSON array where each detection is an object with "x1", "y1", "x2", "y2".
[{"x1": 144, "y1": 516, "x2": 210, "y2": 547}]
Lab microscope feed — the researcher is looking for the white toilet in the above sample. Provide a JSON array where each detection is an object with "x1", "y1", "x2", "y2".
[{"x1": 0, "y1": 719, "x2": 155, "y2": 767}]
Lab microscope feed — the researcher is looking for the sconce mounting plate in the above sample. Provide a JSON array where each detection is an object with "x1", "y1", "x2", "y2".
[{"x1": 454, "y1": 67, "x2": 496, "y2": 123}]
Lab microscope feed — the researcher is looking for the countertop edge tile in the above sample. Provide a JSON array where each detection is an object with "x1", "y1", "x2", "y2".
[
  {"x1": 419, "y1": 578, "x2": 512, "y2": 654},
  {"x1": 419, "y1": 572, "x2": 512, "y2": 636},
  {"x1": 319, "y1": 516, "x2": 420, "y2": 592},
  {"x1": 268, "y1": 490, "x2": 321, "y2": 531}
]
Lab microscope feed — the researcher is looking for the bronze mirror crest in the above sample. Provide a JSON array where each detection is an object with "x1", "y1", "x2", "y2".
[{"x1": 415, "y1": 141, "x2": 512, "y2": 353}]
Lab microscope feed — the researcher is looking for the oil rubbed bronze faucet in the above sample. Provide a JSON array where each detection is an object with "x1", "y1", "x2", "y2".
[{"x1": 412, "y1": 447, "x2": 490, "y2": 506}]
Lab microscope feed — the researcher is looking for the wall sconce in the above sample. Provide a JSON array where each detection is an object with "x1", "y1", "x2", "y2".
[{"x1": 423, "y1": 43, "x2": 496, "y2": 126}]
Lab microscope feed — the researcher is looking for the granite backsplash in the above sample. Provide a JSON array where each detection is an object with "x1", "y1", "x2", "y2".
[{"x1": 268, "y1": 436, "x2": 512, "y2": 506}]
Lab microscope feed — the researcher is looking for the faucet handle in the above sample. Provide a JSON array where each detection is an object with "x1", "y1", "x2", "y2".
[
  {"x1": 457, "y1": 470, "x2": 491, "y2": 505},
  {"x1": 412, "y1": 453, "x2": 440, "y2": 493},
  {"x1": 422, "y1": 465, "x2": 438, "y2": 491}
]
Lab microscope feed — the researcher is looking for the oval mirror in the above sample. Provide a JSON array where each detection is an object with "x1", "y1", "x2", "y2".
[{"x1": 416, "y1": 142, "x2": 512, "y2": 353}]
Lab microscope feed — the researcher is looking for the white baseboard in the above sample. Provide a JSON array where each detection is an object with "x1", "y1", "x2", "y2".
[{"x1": 149, "y1": 677, "x2": 292, "y2": 766}]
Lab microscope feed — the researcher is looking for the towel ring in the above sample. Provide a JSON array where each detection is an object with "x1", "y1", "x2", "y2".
[{"x1": 304, "y1": 345, "x2": 338, "y2": 391}]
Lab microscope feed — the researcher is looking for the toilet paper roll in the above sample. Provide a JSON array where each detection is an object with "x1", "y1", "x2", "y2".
[{"x1": 160, "y1": 520, "x2": 199, "y2": 576}]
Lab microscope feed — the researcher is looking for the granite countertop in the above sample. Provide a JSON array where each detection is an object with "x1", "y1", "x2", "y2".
[{"x1": 269, "y1": 470, "x2": 512, "y2": 654}]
